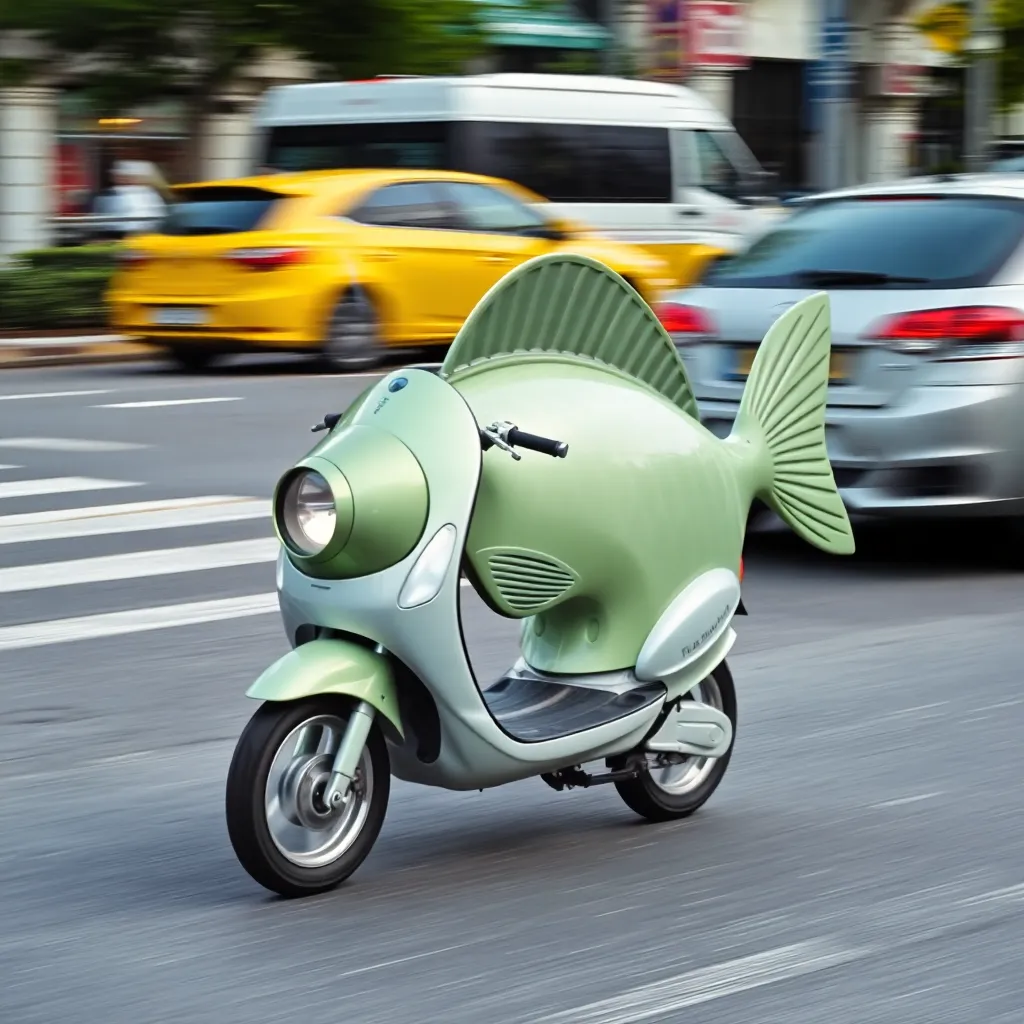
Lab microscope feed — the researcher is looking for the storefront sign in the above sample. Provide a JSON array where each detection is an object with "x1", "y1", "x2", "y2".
[
  {"x1": 877, "y1": 63, "x2": 930, "y2": 98},
  {"x1": 647, "y1": 1, "x2": 749, "y2": 79},
  {"x1": 684, "y1": 2, "x2": 749, "y2": 70},
  {"x1": 914, "y1": 1, "x2": 969, "y2": 57},
  {"x1": 647, "y1": 0, "x2": 685, "y2": 81}
]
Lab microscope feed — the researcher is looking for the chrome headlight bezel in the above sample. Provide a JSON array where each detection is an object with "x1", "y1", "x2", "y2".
[{"x1": 273, "y1": 460, "x2": 354, "y2": 562}]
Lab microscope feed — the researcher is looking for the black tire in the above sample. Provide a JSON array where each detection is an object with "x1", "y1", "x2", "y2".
[
  {"x1": 614, "y1": 662, "x2": 737, "y2": 823},
  {"x1": 225, "y1": 697, "x2": 391, "y2": 898},
  {"x1": 164, "y1": 344, "x2": 217, "y2": 373},
  {"x1": 320, "y1": 287, "x2": 383, "y2": 372}
]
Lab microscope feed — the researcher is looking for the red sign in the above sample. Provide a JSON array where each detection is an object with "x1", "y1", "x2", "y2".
[
  {"x1": 684, "y1": 2, "x2": 750, "y2": 70},
  {"x1": 879, "y1": 64, "x2": 929, "y2": 97}
]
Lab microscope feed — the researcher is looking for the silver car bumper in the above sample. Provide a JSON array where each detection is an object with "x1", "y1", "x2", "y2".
[{"x1": 696, "y1": 383, "x2": 1024, "y2": 518}]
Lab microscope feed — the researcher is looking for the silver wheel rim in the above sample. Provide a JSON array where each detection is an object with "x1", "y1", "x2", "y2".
[
  {"x1": 264, "y1": 714, "x2": 374, "y2": 868},
  {"x1": 647, "y1": 677, "x2": 726, "y2": 797},
  {"x1": 325, "y1": 291, "x2": 376, "y2": 366}
]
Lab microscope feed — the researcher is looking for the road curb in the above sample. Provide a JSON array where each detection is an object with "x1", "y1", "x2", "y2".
[{"x1": 0, "y1": 338, "x2": 153, "y2": 369}]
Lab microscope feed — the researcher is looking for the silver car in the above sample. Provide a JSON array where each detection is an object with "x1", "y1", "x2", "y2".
[{"x1": 660, "y1": 175, "x2": 1024, "y2": 525}]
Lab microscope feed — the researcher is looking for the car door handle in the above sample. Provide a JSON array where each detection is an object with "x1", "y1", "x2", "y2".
[
  {"x1": 479, "y1": 254, "x2": 511, "y2": 264},
  {"x1": 677, "y1": 208, "x2": 703, "y2": 217}
]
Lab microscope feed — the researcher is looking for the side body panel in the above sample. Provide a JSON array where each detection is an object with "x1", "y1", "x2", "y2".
[{"x1": 455, "y1": 360, "x2": 747, "y2": 675}]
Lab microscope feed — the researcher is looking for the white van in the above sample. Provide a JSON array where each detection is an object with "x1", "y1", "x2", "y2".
[{"x1": 249, "y1": 73, "x2": 782, "y2": 286}]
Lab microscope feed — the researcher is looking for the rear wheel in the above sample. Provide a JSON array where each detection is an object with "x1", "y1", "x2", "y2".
[
  {"x1": 225, "y1": 697, "x2": 390, "y2": 898},
  {"x1": 320, "y1": 287, "x2": 383, "y2": 372},
  {"x1": 613, "y1": 662, "x2": 737, "y2": 823}
]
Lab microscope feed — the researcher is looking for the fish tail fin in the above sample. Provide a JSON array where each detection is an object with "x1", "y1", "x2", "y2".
[{"x1": 727, "y1": 292, "x2": 855, "y2": 555}]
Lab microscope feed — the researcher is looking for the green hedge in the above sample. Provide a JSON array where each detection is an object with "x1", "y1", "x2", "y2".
[{"x1": 0, "y1": 246, "x2": 119, "y2": 331}]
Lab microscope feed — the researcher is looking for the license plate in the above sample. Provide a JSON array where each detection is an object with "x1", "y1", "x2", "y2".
[
  {"x1": 727, "y1": 346, "x2": 852, "y2": 384},
  {"x1": 151, "y1": 306, "x2": 208, "y2": 327}
]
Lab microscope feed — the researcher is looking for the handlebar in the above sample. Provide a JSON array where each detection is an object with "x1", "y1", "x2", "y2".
[
  {"x1": 505, "y1": 427, "x2": 568, "y2": 459},
  {"x1": 480, "y1": 421, "x2": 568, "y2": 460}
]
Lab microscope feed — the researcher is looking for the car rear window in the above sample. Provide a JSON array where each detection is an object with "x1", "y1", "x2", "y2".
[
  {"x1": 703, "y1": 196, "x2": 1024, "y2": 289},
  {"x1": 160, "y1": 187, "x2": 286, "y2": 236}
]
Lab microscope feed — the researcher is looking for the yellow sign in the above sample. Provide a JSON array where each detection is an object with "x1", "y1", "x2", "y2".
[{"x1": 914, "y1": 1, "x2": 970, "y2": 56}]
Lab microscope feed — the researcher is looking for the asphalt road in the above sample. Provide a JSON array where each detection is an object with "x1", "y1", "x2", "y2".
[{"x1": 1, "y1": 354, "x2": 1023, "y2": 1024}]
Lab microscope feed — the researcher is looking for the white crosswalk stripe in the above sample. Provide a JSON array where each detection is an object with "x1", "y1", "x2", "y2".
[
  {"x1": 0, "y1": 477, "x2": 139, "y2": 501},
  {"x1": 0, "y1": 497, "x2": 270, "y2": 545},
  {"x1": 0, "y1": 449, "x2": 281, "y2": 650},
  {"x1": 0, "y1": 444, "x2": 472, "y2": 652}
]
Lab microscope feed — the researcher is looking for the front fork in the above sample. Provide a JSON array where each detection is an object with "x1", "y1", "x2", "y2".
[
  {"x1": 321, "y1": 641, "x2": 384, "y2": 808},
  {"x1": 322, "y1": 699, "x2": 377, "y2": 808}
]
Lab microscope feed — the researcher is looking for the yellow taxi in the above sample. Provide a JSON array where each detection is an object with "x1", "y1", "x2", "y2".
[{"x1": 107, "y1": 169, "x2": 677, "y2": 371}]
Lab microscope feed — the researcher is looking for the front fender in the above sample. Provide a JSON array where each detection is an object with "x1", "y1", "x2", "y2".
[{"x1": 247, "y1": 639, "x2": 404, "y2": 739}]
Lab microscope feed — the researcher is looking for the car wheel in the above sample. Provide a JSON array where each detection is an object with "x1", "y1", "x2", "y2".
[
  {"x1": 164, "y1": 345, "x2": 217, "y2": 373},
  {"x1": 321, "y1": 287, "x2": 383, "y2": 372}
]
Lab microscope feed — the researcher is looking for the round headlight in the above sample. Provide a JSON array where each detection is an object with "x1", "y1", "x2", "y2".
[{"x1": 281, "y1": 469, "x2": 336, "y2": 555}]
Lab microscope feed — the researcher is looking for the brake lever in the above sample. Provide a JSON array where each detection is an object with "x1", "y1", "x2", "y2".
[{"x1": 480, "y1": 426, "x2": 521, "y2": 461}]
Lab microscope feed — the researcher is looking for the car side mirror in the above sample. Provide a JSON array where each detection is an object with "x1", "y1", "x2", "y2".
[
  {"x1": 741, "y1": 169, "x2": 780, "y2": 206},
  {"x1": 523, "y1": 223, "x2": 567, "y2": 241}
]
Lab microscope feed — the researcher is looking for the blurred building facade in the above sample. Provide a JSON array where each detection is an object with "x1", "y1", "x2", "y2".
[
  {"x1": 0, "y1": 0, "x2": 999, "y2": 257},
  {"x1": 635, "y1": 0, "x2": 967, "y2": 195}
]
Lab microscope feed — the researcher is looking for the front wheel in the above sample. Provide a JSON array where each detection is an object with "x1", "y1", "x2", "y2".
[
  {"x1": 225, "y1": 697, "x2": 390, "y2": 897},
  {"x1": 613, "y1": 662, "x2": 737, "y2": 823}
]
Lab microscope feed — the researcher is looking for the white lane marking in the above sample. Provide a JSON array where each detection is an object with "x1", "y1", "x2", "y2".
[
  {"x1": 95, "y1": 397, "x2": 242, "y2": 409},
  {"x1": 0, "y1": 477, "x2": 139, "y2": 501},
  {"x1": 969, "y1": 698, "x2": 1024, "y2": 713},
  {"x1": 0, "y1": 537, "x2": 278, "y2": 595},
  {"x1": 528, "y1": 939, "x2": 865, "y2": 1024},
  {"x1": 0, "y1": 593, "x2": 278, "y2": 652},
  {"x1": 871, "y1": 792, "x2": 943, "y2": 809},
  {"x1": 960, "y1": 883, "x2": 1024, "y2": 907},
  {"x1": 0, "y1": 389, "x2": 112, "y2": 402},
  {"x1": 336, "y1": 944, "x2": 468, "y2": 980},
  {"x1": 0, "y1": 437, "x2": 146, "y2": 452},
  {"x1": 0, "y1": 465, "x2": 22, "y2": 471},
  {"x1": 0, "y1": 496, "x2": 269, "y2": 545}
]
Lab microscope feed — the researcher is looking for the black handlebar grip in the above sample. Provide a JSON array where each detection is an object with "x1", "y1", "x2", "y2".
[{"x1": 507, "y1": 427, "x2": 568, "y2": 458}]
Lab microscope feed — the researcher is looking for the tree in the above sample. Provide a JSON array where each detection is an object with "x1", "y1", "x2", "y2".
[
  {"x1": 994, "y1": 0, "x2": 1024, "y2": 111},
  {"x1": 0, "y1": 0, "x2": 489, "y2": 178}
]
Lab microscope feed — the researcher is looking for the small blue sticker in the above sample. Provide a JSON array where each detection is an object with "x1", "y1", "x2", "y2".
[{"x1": 388, "y1": 377, "x2": 408, "y2": 393}]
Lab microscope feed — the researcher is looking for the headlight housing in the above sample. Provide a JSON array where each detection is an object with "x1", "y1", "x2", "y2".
[
  {"x1": 278, "y1": 468, "x2": 342, "y2": 556},
  {"x1": 274, "y1": 433, "x2": 428, "y2": 580}
]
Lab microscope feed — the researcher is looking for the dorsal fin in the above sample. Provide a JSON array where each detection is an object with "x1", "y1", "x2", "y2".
[{"x1": 440, "y1": 253, "x2": 699, "y2": 420}]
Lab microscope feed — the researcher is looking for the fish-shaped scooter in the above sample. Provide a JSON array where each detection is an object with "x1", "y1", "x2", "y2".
[{"x1": 226, "y1": 252, "x2": 855, "y2": 899}]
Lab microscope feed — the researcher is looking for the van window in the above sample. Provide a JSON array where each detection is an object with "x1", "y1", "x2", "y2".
[
  {"x1": 691, "y1": 131, "x2": 744, "y2": 199},
  {"x1": 469, "y1": 122, "x2": 672, "y2": 203},
  {"x1": 264, "y1": 122, "x2": 460, "y2": 173}
]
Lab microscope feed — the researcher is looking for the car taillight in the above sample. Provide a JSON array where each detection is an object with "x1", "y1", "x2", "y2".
[
  {"x1": 226, "y1": 248, "x2": 309, "y2": 270},
  {"x1": 656, "y1": 302, "x2": 716, "y2": 343},
  {"x1": 863, "y1": 306, "x2": 1024, "y2": 354}
]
